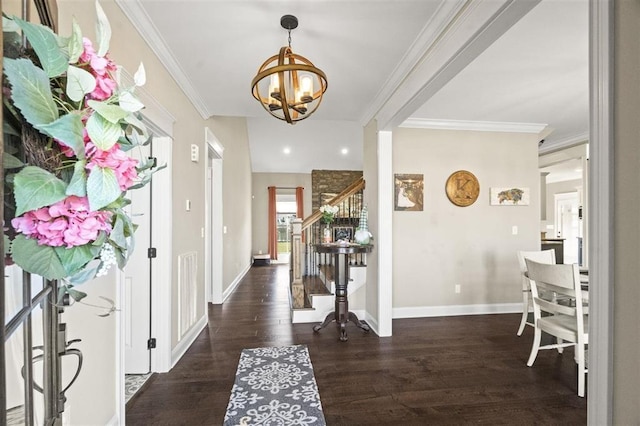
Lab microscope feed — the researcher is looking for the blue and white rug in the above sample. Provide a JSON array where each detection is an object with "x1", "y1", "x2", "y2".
[{"x1": 224, "y1": 344, "x2": 326, "y2": 426}]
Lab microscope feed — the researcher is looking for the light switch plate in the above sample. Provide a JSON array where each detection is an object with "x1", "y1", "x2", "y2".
[{"x1": 190, "y1": 144, "x2": 199, "y2": 162}]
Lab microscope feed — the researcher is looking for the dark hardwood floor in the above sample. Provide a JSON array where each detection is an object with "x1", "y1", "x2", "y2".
[{"x1": 126, "y1": 265, "x2": 587, "y2": 425}]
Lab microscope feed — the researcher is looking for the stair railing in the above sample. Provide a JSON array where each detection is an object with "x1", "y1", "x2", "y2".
[{"x1": 291, "y1": 177, "x2": 366, "y2": 282}]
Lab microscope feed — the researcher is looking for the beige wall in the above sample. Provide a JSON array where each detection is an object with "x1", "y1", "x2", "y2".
[
  {"x1": 613, "y1": 0, "x2": 640, "y2": 422},
  {"x1": 392, "y1": 128, "x2": 540, "y2": 309},
  {"x1": 210, "y1": 116, "x2": 253, "y2": 292},
  {"x1": 362, "y1": 121, "x2": 380, "y2": 321},
  {"x1": 53, "y1": 2, "x2": 252, "y2": 423},
  {"x1": 252, "y1": 173, "x2": 312, "y2": 254}
]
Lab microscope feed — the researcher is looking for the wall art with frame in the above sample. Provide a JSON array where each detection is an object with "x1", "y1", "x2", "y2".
[
  {"x1": 490, "y1": 187, "x2": 530, "y2": 205},
  {"x1": 394, "y1": 174, "x2": 424, "y2": 211}
]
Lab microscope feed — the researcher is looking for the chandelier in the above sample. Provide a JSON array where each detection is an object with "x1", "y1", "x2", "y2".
[{"x1": 251, "y1": 15, "x2": 328, "y2": 124}]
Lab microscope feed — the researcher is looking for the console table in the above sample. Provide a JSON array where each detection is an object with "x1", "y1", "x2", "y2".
[{"x1": 313, "y1": 243, "x2": 373, "y2": 341}]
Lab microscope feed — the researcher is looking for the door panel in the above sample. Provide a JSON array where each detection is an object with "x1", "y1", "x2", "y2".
[{"x1": 124, "y1": 143, "x2": 152, "y2": 374}]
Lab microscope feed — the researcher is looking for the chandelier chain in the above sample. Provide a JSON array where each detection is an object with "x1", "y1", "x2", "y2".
[{"x1": 288, "y1": 29, "x2": 292, "y2": 48}]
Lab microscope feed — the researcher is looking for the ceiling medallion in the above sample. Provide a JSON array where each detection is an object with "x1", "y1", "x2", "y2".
[
  {"x1": 251, "y1": 15, "x2": 328, "y2": 124},
  {"x1": 445, "y1": 170, "x2": 480, "y2": 207}
]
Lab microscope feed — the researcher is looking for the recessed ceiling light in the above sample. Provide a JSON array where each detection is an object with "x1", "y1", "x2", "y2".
[
  {"x1": 341, "y1": 148, "x2": 348, "y2": 155},
  {"x1": 283, "y1": 147, "x2": 291, "y2": 154},
  {"x1": 575, "y1": 168, "x2": 582, "y2": 172}
]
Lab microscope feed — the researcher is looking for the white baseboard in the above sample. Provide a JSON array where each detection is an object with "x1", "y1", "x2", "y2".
[
  {"x1": 171, "y1": 315, "x2": 207, "y2": 368},
  {"x1": 222, "y1": 263, "x2": 252, "y2": 302},
  {"x1": 106, "y1": 413, "x2": 118, "y2": 426},
  {"x1": 363, "y1": 311, "x2": 380, "y2": 336},
  {"x1": 393, "y1": 303, "x2": 522, "y2": 319}
]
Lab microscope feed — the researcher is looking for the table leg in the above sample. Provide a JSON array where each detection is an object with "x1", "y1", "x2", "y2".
[
  {"x1": 348, "y1": 312, "x2": 370, "y2": 332},
  {"x1": 313, "y1": 312, "x2": 335, "y2": 332}
]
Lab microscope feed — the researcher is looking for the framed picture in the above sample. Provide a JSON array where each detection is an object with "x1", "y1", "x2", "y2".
[
  {"x1": 394, "y1": 174, "x2": 424, "y2": 211},
  {"x1": 490, "y1": 187, "x2": 530, "y2": 205},
  {"x1": 333, "y1": 226, "x2": 353, "y2": 241}
]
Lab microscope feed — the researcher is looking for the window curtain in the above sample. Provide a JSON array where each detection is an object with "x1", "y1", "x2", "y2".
[
  {"x1": 268, "y1": 186, "x2": 278, "y2": 260},
  {"x1": 295, "y1": 187, "x2": 304, "y2": 219},
  {"x1": 296, "y1": 187, "x2": 304, "y2": 243}
]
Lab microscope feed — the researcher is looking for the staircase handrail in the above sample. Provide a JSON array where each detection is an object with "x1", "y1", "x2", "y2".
[{"x1": 301, "y1": 177, "x2": 365, "y2": 231}]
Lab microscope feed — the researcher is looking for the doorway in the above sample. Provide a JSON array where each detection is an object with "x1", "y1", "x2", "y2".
[
  {"x1": 274, "y1": 193, "x2": 297, "y2": 264},
  {"x1": 554, "y1": 192, "x2": 580, "y2": 264},
  {"x1": 205, "y1": 128, "x2": 224, "y2": 304}
]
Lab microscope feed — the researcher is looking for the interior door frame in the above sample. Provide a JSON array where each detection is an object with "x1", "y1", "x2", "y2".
[
  {"x1": 115, "y1": 76, "x2": 175, "y2": 422},
  {"x1": 204, "y1": 127, "x2": 224, "y2": 304}
]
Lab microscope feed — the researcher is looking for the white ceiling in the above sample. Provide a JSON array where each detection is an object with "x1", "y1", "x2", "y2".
[{"x1": 117, "y1": 0, "x2": 588, "y2": 181}]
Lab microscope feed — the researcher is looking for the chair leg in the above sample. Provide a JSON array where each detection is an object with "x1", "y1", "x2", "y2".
[
  {"x1": 576, "y1": 343, "x2": 586, "y2": 397},
  {"x1": 527, "y1": 327, "x2": 542, "y2": 367},
  {"x1": 517, "y1": 292, "x2": 530, "y2": 336},
  {"x1": 557, "y1": 337, "x2": 564, "y2": 353}
]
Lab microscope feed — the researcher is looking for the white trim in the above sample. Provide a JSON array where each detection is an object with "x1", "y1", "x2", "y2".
[
  {"x1": 393, "y1": 303, "x2": 522, "y2": 319},
  {"x1": 400, "y1": 118, "x2": 548, "y2": 134},
  {"x1": 377, "y1": 131, "x2": 393, "y2": 337},
  {"x1": 359, "y1": 0, "x2": 467, "y2": 126},
  {"x1": 538, "y1": 131, "x2": 590, "y2": 155},
  {"x1": 375, "y1": 0, "x2": 541, "y2": 130},
  {"x1": 115, "y1": 0, "x2": 210, "y2": 119},
  {"x1": 363, "y1": 311, "x2": 380, "y2": 337},
  {"x1": 587, "y1": 1, "x2": 613, "y2": 424},
  {"x1": 106, "y1": 413, "x2": 119, "y2": 426},
  {"x1": 222, "y1": 264, "x2": 252, "y2": 302},
  {"x1": 170, "y1": 315, "x2": 208, "y2": 368},
  {"x1": 150, "y1": 137, "x2": 173, "y2": 373},
  {"x1": 204, "y1": 128, "x2": 224, "y2": 305}
]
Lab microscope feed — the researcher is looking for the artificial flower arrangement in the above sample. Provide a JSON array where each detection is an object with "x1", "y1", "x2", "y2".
[
  {"x1": 319, "y1": 204, "x2": 339, "y2": 224},
  {"x1": 2, "y1": 1, "x2": 158, "y2": 301}
]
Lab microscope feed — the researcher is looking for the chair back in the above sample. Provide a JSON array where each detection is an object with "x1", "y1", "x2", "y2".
[
  {"x1": 524, "y1": 259, "x2": 586, "y2": 323},
  {"x1": 517, "y1": 249, "x2": 556, "y2": 274}
]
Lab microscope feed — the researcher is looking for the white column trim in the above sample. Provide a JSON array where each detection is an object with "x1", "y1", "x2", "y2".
[
  {"x1": 377, "y1": 130, "x2": 393, "y2": 336},
  {"x1": 587, "y1": 1, "x2": 613, "y2": 424}
]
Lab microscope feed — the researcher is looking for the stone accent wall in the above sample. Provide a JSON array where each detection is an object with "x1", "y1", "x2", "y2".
[{"x1": 311, "y1": 169, "x2": 363, "y2": 211}]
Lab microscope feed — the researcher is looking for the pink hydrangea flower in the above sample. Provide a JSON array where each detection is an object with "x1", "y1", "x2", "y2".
[
  {"x1": 11, "y1": 196, "x2": 112, "y2": 248},
  {"x1": 86, "y1": 142, "x2": 139, "y2": 191},
  {"x1": 79, "y1": 37, "x2": 118, "y2": 101}
]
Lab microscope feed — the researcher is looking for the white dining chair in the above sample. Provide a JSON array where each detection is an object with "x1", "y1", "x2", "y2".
[
  {"x1": 516, "y1": 249, "x2": 556, "y2": 336},
  {"x1": 525, "y1": 259, "x2": 588, "y2": 397}
]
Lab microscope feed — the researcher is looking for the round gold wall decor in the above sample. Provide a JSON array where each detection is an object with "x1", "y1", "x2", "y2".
[{"x1": 445, "y1": 170, "x2": 480, "y2": 207}]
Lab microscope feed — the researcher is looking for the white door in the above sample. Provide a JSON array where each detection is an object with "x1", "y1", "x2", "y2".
[
  {"x1": 124, "y1": 142, "x2": 152, "y2": 374},
  {"x1": 555, "y1": 192, "x2": 580, "y2": 264}
]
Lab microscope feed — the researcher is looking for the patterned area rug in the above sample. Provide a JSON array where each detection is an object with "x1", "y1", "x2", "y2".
[{"x1": 224, "y1": 345, "x2": 326, "y2": 426}]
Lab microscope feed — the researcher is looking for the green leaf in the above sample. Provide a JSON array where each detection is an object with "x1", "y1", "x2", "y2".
[
  {"x1": 67, "y1": 288, "x2": 88, "y2": 302},
  {"x1": 86, "y1": 113, "x2": 122, "y2": 150},
  {"x1": 55, "y1": 244, "x2": 100, "y2": 275},
  {"x1": 3, "y1": 58, "x2": 59, "y2": 126},
  {"x1": 110, "y1": 215, "x2": 127, "y2": 249},
  {"x1": 35, "y1": 113, "x2": 85, "y2": 159},
  {"x1": 118, "y1": 92, "x2": 144, "y2": 113},
  {"x1": 11, "y1": 235, "x2": 68, "y2": 279},
  {"x1": 67, "y1": 264, "x2": 98, "y2": 285},
  {"x1": 66, "y1": 160, "x2": 87, "y2": 197},
  {"x1": 95, "y1": 0, "x2": 111, "y2": 57},
  {"x1": 68, "y1": 19, "x2": 84, "y2": 63},
  {"x1": 13, "y1": 166, "x2": 67, "y2": 216},
  {"x1": 134, "y1": 62, "x2": 146, "y2": 86},
  {"x1": 66, "y1": 65, "x2": 96, "y2": 103},
  {"x1": 13, "y1": 17, "x2": 68, "y2": 78},
  {"x1": 87, "y1": 100, "x2": 129, "y2": 123},
  {"x1": 87, "y1": 166, "x2": 121, "y2": 211},
  {"x1": 3, "y1": 152, "x2": 24, "y2": 169},
  {"x1": 3, "y1": 16, "x2": 20, "y2": 33}
]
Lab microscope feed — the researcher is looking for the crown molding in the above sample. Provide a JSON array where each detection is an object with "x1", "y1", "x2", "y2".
[
  {"x1": 538, "y1": 131, "x2": 589, "y2": 154},
  {"x1": 359, "y1": 0, "x2": 467, "y2": 127},
  {"x1": 400, "y1": 118, "x2": 548, "y2": 134},
  {"x1": 115, "y1": 0, "x2": 210, "y2": 120}
]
